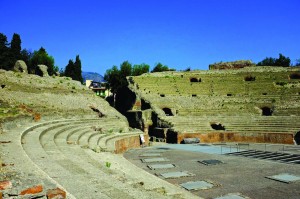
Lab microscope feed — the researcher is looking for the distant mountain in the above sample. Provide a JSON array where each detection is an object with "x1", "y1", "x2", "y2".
[{"x1": 82, "y1": 71, "x2": 105, "y2": 82}]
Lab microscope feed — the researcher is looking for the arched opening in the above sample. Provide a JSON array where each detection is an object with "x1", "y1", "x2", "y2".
[
  {"x1": 160, "y1": 94, "x2": 165, "y2": 97},
  {"x1": 295, "y1": 131, "x2": 300, "y2": 145},
  {"x1": 227, "y1": 93, "x2": 232, "y2": 97},
  {"x1": 141, "y1": 99, "x2": 151, "y2": 110},
  {"x1": 190, "y1": 77, "x2": 199, "y2": 82},
  {"x1": 192, "y1": 94, "x2": 197, "y2": 97},
  {"x1": 210, "y1": 122, "x2": 226, "y2": 130},
  {"x1": 289, "y1": 73, "x2": 300, "y2": 79},
  {"x1": 114, "y1": 87, "x2": 136, "y2": 115},
  {"x1": 244, "y1": 75, "x2": 256, "y2": 81},
  {"x1": 162, "y1": 108, "x2": 173, "y2": 116},
  {"x1": 261, "y1": 106, "x2": 273, "y2": 116}
]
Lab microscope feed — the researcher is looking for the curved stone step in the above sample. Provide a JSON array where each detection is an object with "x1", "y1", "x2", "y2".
[
  {"x1": 105, "y1": 132, "x2": 141, "y2": 152},
  {"x1": 22, "y1": 120, "x2": 144, "y2": 198},
  {"x1": 22, "y1": 122, "x2": 113, "y2": 198},
  {"x1": 18, "y1": 118, "x2": 199, "y2": 198},
  {"x1": 51, "y1": 126, "x2": 175, "y2": 198}
]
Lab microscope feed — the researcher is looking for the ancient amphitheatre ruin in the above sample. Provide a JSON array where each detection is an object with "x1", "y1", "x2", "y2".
[{"x1": 0, "y1": 65, "x2": 300, "y2": 198}]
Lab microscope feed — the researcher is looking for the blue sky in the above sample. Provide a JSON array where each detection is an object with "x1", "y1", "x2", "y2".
[{"x1": 1, "y1": 0, "x2": 299, "y2": 75}]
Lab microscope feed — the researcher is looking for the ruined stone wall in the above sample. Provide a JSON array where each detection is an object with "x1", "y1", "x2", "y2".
[{"x1": 127, "y1": 67, "x2": 300, "y2": 144}]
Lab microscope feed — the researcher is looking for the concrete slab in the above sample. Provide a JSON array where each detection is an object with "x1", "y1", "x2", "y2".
[
  {"x1": 214, "y1": 193, "x2": 248, "y2": 199},
  {"x1": 266, "y1": 173, "x2": 300, "y2": 183},
  {"x1": 160, "y1": 171, "x2": 194, "y2": 179},
  {"x1": 141, "y1": 157, "x2": 168, "y2": 163},
  {"x1": 139, "y1": 153, "x2": 162, "y2": 157},
  {"x1": 154, "y1": 144, "x2": 240, "y2": 154},
  {"x1": 199, "y1": 159, "x2": 224, "y2": 165},
  {"x1": 180, "y1": 180, "x2": 214, "y2": 190},
  {"x1": 148, "y1": 164, "x2": 175, "y2": 170}
]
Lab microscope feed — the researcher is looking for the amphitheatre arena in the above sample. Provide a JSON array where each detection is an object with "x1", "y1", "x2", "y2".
[{"x1": 1, "y1": 65, "x2": 300, "y2": 199}]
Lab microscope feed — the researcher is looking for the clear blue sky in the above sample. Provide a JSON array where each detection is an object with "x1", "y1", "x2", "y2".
[{"x1": 1, "y1": 0, "x2": 299, "y2": 75}]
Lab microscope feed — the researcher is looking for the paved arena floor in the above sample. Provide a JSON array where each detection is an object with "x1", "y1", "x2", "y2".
[{"x1": 124, "y1": 143, "x2": 300, "y2": 199}]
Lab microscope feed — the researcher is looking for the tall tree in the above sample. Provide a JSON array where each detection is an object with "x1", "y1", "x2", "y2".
[
  {"x1": 10, "y1": 33, "x2": 22, "y2": 63},
  {"x1": 74, "y1": 55, "x2": 83, "y2": 82},
  {"x1": 275, "y1": 53, "x2": 290, "y2": 67},
  {"x1": 64, "y1": 59, "x2": 75, "y2": 79},
  {"x1": 0, "y1": 33, "x2": 12, "y2": 70},
  {"x1": 257, "y1": 53, "x2": 291, "y2": 67},
  {"x1": 120, "y1": 61, "x2": 132, "y2": 88},
  {"x1": 104, "y1": 65, "x2": 121, "y2": 93},
  {"x1": 64, "y1": 55, "x2": 83, "y2": 82},
  {"x1": 151, "y1": 62, "x2": 169, "y2": 72},
  {"x1": 21, "y1": 49, "x2": 33, "y2": 69},
  {"x1": 29, "y1": 47, "x2": 56, "y2": 75},
  {"x1": 132, "y1": 63, "x2": 150, "y2": 76}
]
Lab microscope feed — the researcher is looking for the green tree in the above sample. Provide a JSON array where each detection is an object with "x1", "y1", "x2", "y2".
[
  {"x1": 151, "y1": 62, "x2": 169, "y2": 72},
  {"x1": 132, "y1": 63, "x2": 149, "y2": 76},
  {"x1": 275, "y1": 53, "x2": 290, "y2": 67},
  {"x1": 29, "y1": 47, "x2": 56, "y2": 75},
  {"x1": 64, "y1": 55, "x2": 83, "y2": 82},
  {"x1": 74, "y1": 55, "x2": 83, "y2": 82},
  {"x1": 104, "y1": 65, "x2": 121, "y2": 93},
  {"x1": 10, "y1": 33, "x2": 22, "y2": 63},
  {"x1": 257, "y1": 53, "x2": 291, "y2": 67},
  {"x1": 120, "y1": 61, "x2": 132, "y2": 78},
  {"x1": 0, "y1": 33, "x2": 12, "y2": 70},
  {"x1": 64, "y1": 59, "x2": 75, "y2": 79},
  {"x1": 257, "y1": 57, "x2": 276, "y2": 66},
  {"x1": 21, "y1": 49, "x2": 33, "y2": 69}
]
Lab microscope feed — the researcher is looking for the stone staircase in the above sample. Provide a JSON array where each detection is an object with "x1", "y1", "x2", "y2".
[{"x1": 1, "y1": 117, "x2": 198, "y2": 199}]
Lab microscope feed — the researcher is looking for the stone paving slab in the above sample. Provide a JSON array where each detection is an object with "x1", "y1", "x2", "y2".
[
  {"x1": 160, "y1": 171, "x2": 194, "y2": 179},
  {"x1": 180, "y1": 180, "x2": 214, "y2": 190},
  {"x1": 148, "y1": 164, "x2": 176, "y2": 170},
  {"x1": 214, "y1": 193, "x2": 249, "y2": 199},
  {"x1": 265, "y1": 173, "x2": 300, "y2": 183},
  {"x1": 139, "y1": 153, "x2": 162, "y2": 157},
  {"x1": 198, "y1": 159, "x2": 224, "y2": 165},
  {"x1": 141, "y1": 157, "x2": 168, "y2": 163}
]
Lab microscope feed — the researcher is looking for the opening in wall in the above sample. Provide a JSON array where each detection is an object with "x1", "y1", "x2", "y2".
[
  {"x1": 261, "y1": 106, "x2": 273, "y2": 116},
  {"x1": 294, "y1": 131, "x2": 300, "y2": 145},
  {"x1": 190, "y1": 77, "x2": 201, "y2": 83},
  {"x1": 210, "y1": 122, "x2": 226, "y2": 130},
  {"x1": 162, "y1": 108, "x2": 173, "y2": 116},
  {"x1": 289, "y1": 73, "x2": 300, "y2": 79},
  {"x1": 244, "y1": 75, "x2": 256, "y2": 81}
]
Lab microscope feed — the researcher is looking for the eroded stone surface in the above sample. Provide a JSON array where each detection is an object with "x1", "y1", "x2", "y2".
[
  {"x1": 0, "y1": 181, "x2": 12, "y2": 190},
  {"x1": 20, "y1": 184, "x2": 43, "y2": 195},
  {"x1": 47, "y1": 187, "x2": 66, "y2": 199}
]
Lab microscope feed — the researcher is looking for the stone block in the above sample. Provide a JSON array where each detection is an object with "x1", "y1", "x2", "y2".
[
  {"x1": 0, "y1": 180, "x2": 12, "y2": 190},
  {"x1": 20, "y1": 184, "x2": 43, "y2": 195},
  {"x1": 47, "y1": 187, "x2": 66, "y2": 199}
]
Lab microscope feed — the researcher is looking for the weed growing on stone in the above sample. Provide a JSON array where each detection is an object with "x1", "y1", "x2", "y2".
[{"x1": 105, "y1": 162, "x2": 111, "y2": 168}]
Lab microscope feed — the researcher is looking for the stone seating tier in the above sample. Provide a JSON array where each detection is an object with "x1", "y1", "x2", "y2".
[{"x1": 128, "y1": 67, "x2": 300, "y2": 144}]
